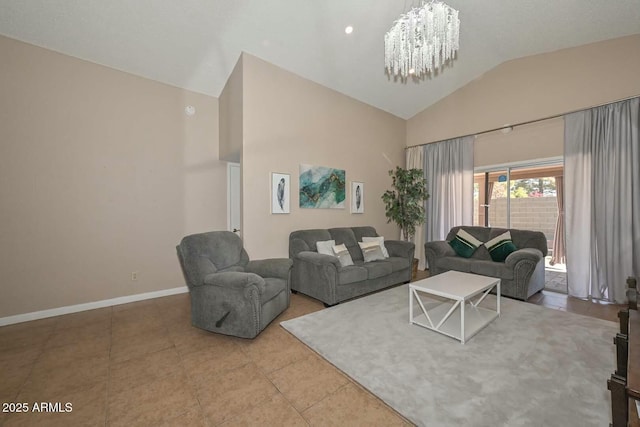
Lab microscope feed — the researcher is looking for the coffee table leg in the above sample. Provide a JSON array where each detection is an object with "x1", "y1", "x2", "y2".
[
  {"x1": 409, "y1": 287, "x2": 413, "y2": 324},
  {"x1": 497, "y1": 281, "x2": 501, "y2": 316},
  {"x1": 461, "y1": 300, "x2": 465, "y2": 344}
]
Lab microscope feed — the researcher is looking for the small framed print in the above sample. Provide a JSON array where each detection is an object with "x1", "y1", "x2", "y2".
[
  {"x1": 351, "y1": 181, "x2": 364, "y2": 214},
  {"x1": 271, "y1": 173, "x2": 290, "y2": 214}
]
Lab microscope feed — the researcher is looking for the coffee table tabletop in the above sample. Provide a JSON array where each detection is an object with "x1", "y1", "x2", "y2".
[{"x1": 411, "y1": 270, "x2": 501, "y2": 300}]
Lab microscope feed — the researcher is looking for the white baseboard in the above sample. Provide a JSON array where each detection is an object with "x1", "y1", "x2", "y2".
[{"x1": 0, "y1": 286, "x2": 189, "y2": 327}]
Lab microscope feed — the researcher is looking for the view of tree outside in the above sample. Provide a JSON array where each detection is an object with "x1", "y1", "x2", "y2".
[
  {"x1": 473, "y1": 168, "x2": 561, "y2": 241},
  {"x1": 478, "y1": 177, "x2": 557, "y2": 199},
  {"x1": 510, "y1": 177, "x2": 556, "y2": 198}
]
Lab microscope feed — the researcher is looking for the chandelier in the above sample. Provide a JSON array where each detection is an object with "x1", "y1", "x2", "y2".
[{"x1": 384, "y1": 1, "x2": 460, "y2": 79}]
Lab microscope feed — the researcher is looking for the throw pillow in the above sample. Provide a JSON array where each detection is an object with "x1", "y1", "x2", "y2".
[
  {"x1": 315, "y1": 240, "x2": 336, "y2": 256},
  {"x1": 448, "y1": 229, "x2": 483, "y2": 258},
  {"x1": 484, "y1": 231, "x2": 518, "y2": 262},
  {"x1": 332, "y1": 244, "x2": 354, "y2": 267},
  {"x1": 358, "y1": 241, "x2": 386, "y2": 262},
  {"x1": 362, "y1": 236, "x2": 389, "y2": 258}
]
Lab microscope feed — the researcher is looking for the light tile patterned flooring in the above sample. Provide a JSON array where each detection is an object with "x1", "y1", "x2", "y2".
[{"x1": 0, "y1": 271, "x2": 625, "y2": 426}]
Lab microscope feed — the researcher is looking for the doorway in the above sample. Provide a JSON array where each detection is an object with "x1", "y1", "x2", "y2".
[
  {"x1": 473, "y1": 160, "x2": 566, "y2": 293},
  {"x1": 227, "y1": 162, "x2": 240, "y2": 236}
]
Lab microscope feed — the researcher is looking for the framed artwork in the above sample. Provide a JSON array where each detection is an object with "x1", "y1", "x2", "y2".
[
  {"x1": 271, "y1": 173, "x2": 290, "y2": 214},
  {"x1": 351, "y1": 181, "x2": 364, "y2": 213},
  {"x1": 299, "y1": 164, "x2": 346, "y2": 209}
]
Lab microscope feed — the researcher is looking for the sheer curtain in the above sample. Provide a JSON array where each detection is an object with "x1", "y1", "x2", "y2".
[
  {"x1": 406, "y1": 146, "x2": 427, "y2": 270},
  {"x1": 549, "y1": 175, "x2": 565, "y2": 265},
  {"x1": 564, "y1": 97, "x2": 640, "y2": 303},
  {"x1": 424, "y1": 136, "x2": 474, "y2": 246}
]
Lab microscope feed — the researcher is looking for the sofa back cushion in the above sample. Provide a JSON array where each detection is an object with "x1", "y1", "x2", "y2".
[
  {"x1": 447, "y1": 226, "x2": 492, "y2": 260},
  {"x1": 507, "y1": 228, "x2": 548, "y2": 256},
  {"x1": 329, "y1": 227, "x2": 364, "y2": 261},
  {"x1": 289, "y1": 226, "x2": 381, "y2": 262},
  {"x1": 178, "y1": 231, "x2": 250, "y2": 287},
  {"x1": 352, "y1": 226, "x2": 378, "y2": 242},
  {"x1": 289, "y1": 229, "x2": 333, "y2": 258},
  {"x1": 446, "y1": 226, "x2": 548, "y2": 259}
]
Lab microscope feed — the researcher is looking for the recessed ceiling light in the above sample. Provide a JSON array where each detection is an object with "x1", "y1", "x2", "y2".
[{"x1": 345, "y1": 26, "x2": 353, "y2": 34}]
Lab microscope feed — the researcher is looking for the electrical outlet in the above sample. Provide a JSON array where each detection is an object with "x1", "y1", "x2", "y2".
[{"x1": 131, "y1": 272, "x2": 138, "y2": 281}]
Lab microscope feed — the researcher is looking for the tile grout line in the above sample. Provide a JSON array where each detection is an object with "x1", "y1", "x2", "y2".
[
  {"x1": 104, "y1": 305, "x2": 114, "y2": 427},
  {"x1": 9, "y1": 319, "x2": 59, "y2": 407},
  {"x1": 157, "y1": 299, "x2": 211, "y2": 427}
]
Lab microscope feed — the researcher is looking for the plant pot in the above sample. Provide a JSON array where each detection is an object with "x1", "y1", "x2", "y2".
[{"x1": 411, "y1": 258, "x2": 419, "y2": 281}]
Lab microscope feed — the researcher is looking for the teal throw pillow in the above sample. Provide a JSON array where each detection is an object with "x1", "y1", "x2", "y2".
[
  {"x1": 484, "y1": 231, "x2": 518, "y2": 262},
  {"x1": 448, "y1": 229, "x2": 483, "y2": 258}
]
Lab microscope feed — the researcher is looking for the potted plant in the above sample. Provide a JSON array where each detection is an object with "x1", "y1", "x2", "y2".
[{"x1": 381, "y1": 166, "x2": 429, "y2": 278}]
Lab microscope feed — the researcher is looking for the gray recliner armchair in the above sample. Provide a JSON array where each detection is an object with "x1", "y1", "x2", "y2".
[{"x1": 176, "y1": 231, "x2": 292, "y2": 339}]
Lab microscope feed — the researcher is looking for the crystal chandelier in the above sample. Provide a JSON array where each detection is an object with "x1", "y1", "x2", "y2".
[{"x1": 384, "y1": 1, "x2": 460, "y2": 79}]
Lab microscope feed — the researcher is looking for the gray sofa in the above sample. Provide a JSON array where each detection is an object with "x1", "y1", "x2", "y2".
[
  {"x1": 289, "y1": 226, "x2": 414, "y2": 306},
  {"x1": 176, "y1": 231, "x2": 292, "y2": 339},
  {"x1": 424, "y1": 226, "x2": 548, "y2": 300}
]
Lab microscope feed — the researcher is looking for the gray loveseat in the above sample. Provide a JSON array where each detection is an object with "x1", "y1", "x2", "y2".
[
  {"x1": 424, "y1": 226, "x2": 548, "y2": 300},
  {"x1": 289, "y1": 226, "x2": 414, "y2": 306}
]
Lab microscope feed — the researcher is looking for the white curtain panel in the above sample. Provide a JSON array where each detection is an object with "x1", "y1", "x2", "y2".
[
  {"x1": 423, "y1": 136, "x2": 474, "y2": 247},
  {"x1": 564, "y1": 97, "x2": 640, "y2": 303},
  {"x1": 406, "y1": 146, "x2": 426, "y2": 269}
]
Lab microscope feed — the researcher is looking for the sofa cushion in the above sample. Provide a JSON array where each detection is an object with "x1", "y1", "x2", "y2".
[
  {"x1": 329, "y1": 228, "x2": 363, "y2": 261},
  {"x1": 509, "y1": 229, "x2": 548, "y2": 257},
  {"x1": 469, "y1": 260, "x2": 513, "y2": 280},
  {"x1": 435, "y1": 256, "x2": 474, "y2": 272},
  {"x1": 447, "y1": 226, "x2": 492, "y2": 244},
  {"x1": 332, "y1": 243, "x2": 355, "y2": 267},
  {"x1": 359, "y1": 241, "x2": 386, "y2": 262},
  {"x1": 289, "y1": 229, "x2": 332, "y2": 257},
  {"x1": 362, "y1": 236, "x2": 389, "y2": 258},
  {"x1": 385, "y1": 256, "x2": 411, "y2": 272},
  {"x1": 352, "y1": 226, "x2": 378, "y2": 242},
  {"x1": 449, "y1": 229, "x2": 483, "y2": 258},
  {"x1": 337, "y1": 265, "x2": 368, "y2": 285},
  {"x1": 485, "y1": 231, "x2": 518, "y2": 262},
  {"x1": 446, "y1": 227, "x2": 492, "y2": 260},
  {"x1": 363, "y1": 261, "x2": 393, "y2": 279},
  {"x1": 316, "y1": 240, "x2": 336, "y2": 256}
]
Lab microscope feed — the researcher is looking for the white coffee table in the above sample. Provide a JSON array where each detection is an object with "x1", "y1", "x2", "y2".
[{"x1": 409, "y1": 271, "x2": 500, "y2": 344}]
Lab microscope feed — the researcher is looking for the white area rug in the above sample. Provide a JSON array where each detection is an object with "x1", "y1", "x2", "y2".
[{"x1": 281, "y1": 284, "x2": 616, "y2": 427}]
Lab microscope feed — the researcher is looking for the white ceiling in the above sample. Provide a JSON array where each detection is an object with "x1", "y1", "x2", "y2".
[{"x1": 1, "y1": 0, "x2": 639, "y2": 119}]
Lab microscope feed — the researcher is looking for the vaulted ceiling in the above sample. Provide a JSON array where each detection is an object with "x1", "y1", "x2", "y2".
[{"x1": 1, "y1": 0, "x2": 639, "y2": 119}]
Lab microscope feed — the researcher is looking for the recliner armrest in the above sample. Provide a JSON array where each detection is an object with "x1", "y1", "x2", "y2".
[
  {"x1": 505, "y1": 248, "x2": 543, "y2": 267},
  {"x1": 384, "y1": 240, "x2": 415, "y2": 259},
  {"x1": 295, "y1": 251, "x2": 341, "y2": 268},
  {"x1": 202, "y1": 271, "x2": 264, "y2": 292},
  {"x1": 246, "y1": 258, "x2": 293, "y2": 280}
]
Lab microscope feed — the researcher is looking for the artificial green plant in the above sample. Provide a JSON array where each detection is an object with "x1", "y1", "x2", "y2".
[{"x1": 381, "y1": 166, "x2": 429, "y2": 242}]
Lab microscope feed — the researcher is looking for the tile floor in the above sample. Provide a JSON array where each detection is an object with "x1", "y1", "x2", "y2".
[{"x1": 0, "y1": 271, "x2": 625, "y2": 426}]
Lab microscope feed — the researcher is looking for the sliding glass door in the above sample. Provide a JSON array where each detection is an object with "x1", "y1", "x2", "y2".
[
  {"x1": 473, "y1": 162, "x2": 563, "y2": 254},
  {"x1": 473, "y1": 170, "x2": 509, "y2": 228}
]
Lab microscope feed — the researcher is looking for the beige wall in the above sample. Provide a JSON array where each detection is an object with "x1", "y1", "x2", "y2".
[
  {"x1": 218, "y1": 55, "x2": 243, "y2": 163},
  {"x1": 240, "y1": 54, "x2": 406, "y2": 259},
  {"x1": 6, "y1": 31, "x2": 637, "y2": 318},
  {"x1": 0, "y1": 36, "x2": 227, "y2": 318},
  {"x1": 407, "y1": 34, "x2": 640, "y2": 166}
]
